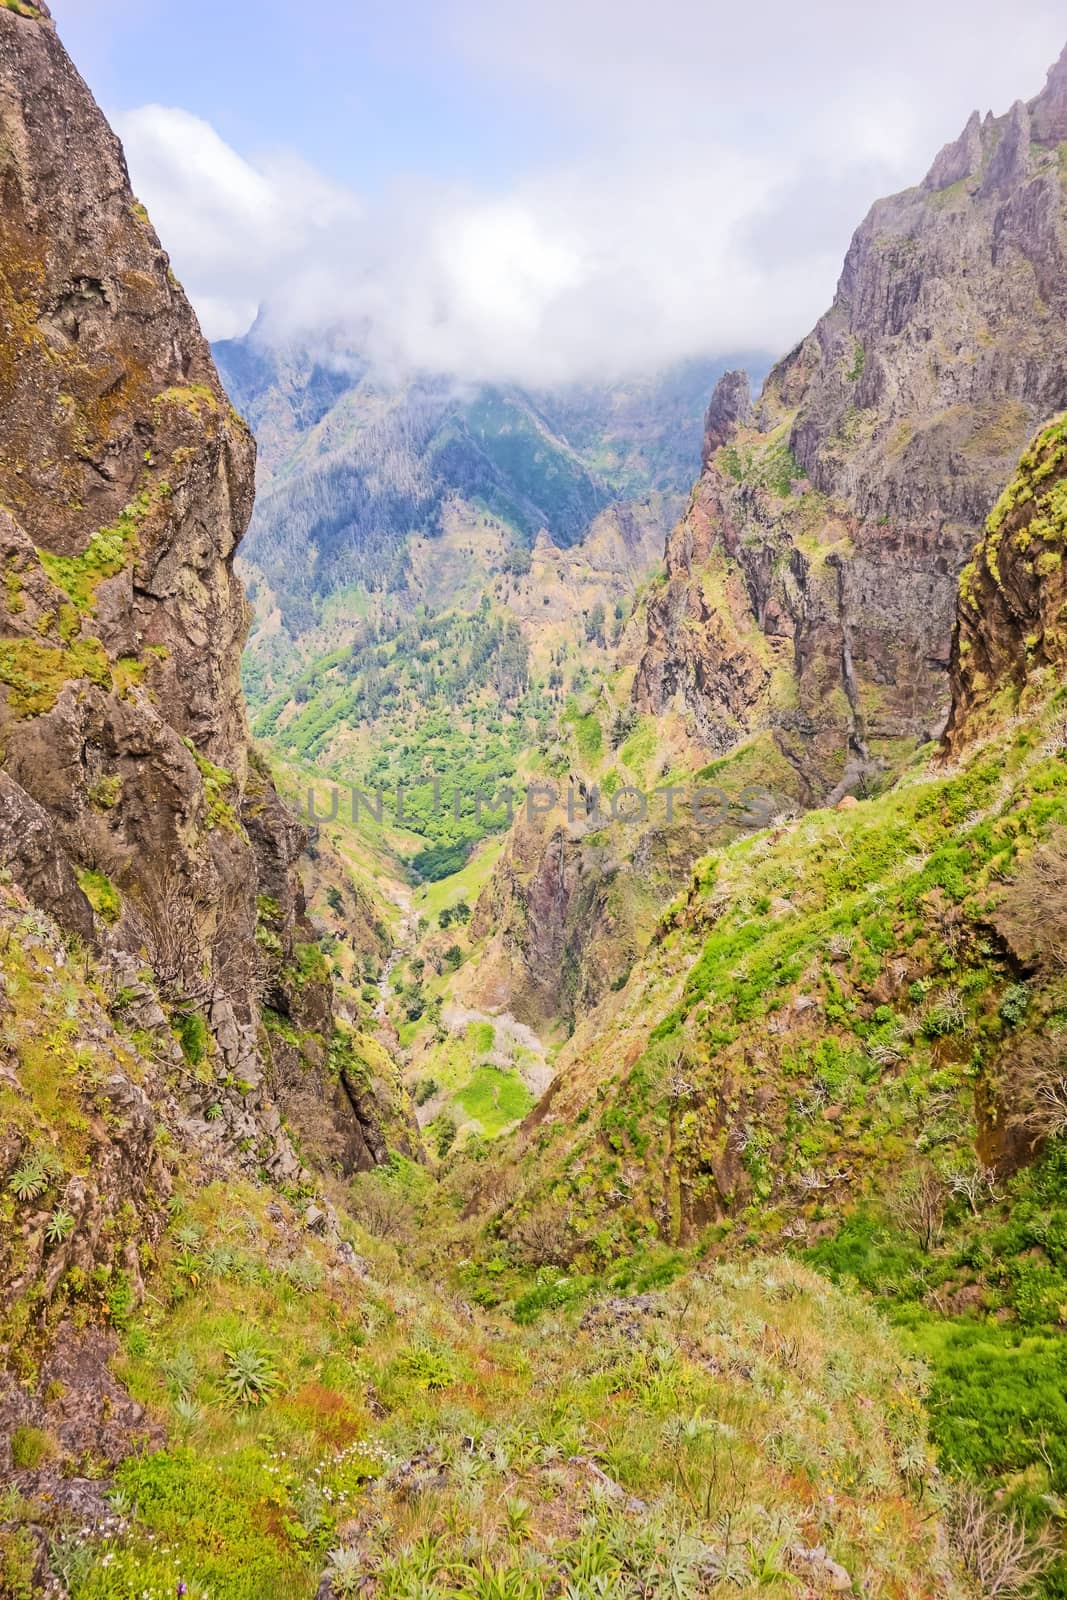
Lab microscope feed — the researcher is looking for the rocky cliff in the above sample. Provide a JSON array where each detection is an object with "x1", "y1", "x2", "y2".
[
  {"x1": 495, "y1": 408, "x2": 1067, "y2": 1271},
  {"x1": 945, "y1": 412, "x2": 1067, "y2": 751},
  {"x1": 0, "y1": 0, "x2": 398, "y2": 1258},
  {"x1": 637, "y1": 46, "x2": 1067, "y2": 802}
]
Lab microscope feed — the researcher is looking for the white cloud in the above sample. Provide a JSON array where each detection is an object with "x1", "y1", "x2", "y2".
[
  {"x1": 113, "y1": 105, "x2": 361, "y2": 340},
  {"x1": 112, "y1": 0, "x2": 1067, "y2": 381},
  {"x1": 114, "y1": 110, "x2": 848, "y2": 379}
]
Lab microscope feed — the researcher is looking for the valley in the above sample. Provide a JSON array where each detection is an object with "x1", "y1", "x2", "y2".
[{"x1": 2, "y1": 7, "x2": 1067, "y2": 1600}]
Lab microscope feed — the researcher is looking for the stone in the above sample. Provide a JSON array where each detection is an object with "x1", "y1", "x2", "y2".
[{"x1": 632, "y1": 50, "x2": 1067, "y2": 809}]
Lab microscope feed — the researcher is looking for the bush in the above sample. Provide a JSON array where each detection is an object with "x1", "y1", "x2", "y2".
[
  {"x1": 994, "y1": 828, "x2": 1067, "y2": 973},
  {"x1": 948, "y1": 1485, "x2": 1058, "y2": 1598},
  {"x1": 174, "y1": 1011, "x2": 209, "y2": 1066},
  {"x1": 1008, "y1": 1032, "x2": 1067, "y2": 1144},
  {"x1": 10, "y1": 1424, "x2": 55, "y2": 1470},
  {"x1": 349, "y1": 1172, "x2": 415, "y2": 1241}
]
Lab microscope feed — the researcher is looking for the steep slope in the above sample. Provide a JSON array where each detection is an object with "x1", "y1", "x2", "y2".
[
  {"x1": 494, "y1": 416, "x2": 1067, "y2": 1251},
  {"x1": 947, "y1": 413, "x2": 1067, "y2": 750},
  {"x1": 0, "y1": 0, "x2": 410, "y2": 1322},
  {"x1": 451, "y1": 45, "x2": 1067, "y2": 1038},
  {"x1": 468, "y1": 415, "x2": 1067, "y2": 1584},
  {"x1": 0, "y1": 14, "x2": 1056, "y2": 1600},
  {"x1": 637, "y1": 48, "x2": 1067, "y2": 801}
]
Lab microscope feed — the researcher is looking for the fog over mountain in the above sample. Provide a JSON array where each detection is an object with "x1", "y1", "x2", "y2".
[{"x1": 79, "y1": 0, "x2": 1065, "y2": 383}]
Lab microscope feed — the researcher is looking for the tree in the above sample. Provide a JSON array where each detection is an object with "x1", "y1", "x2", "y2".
[{"x1": 891, "y1": 1165, "x2": 946, "y2": 1252}]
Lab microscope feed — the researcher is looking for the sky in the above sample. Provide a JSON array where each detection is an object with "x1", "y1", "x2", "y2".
[{"x1": 51, "y1": 0, "x2": 1067, "y2": 386}]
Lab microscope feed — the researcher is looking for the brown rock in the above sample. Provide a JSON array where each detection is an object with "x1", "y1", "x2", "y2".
[
  {"x1": 633, "y1": 46, "x2": 1067, "y2": 802},
  {"x1": 0, "y1": 5, "x2": 401, "y2": 1195}
]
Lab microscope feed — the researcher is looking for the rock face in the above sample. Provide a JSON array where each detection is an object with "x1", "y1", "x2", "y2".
[
  {"x1": 945, "y1": 412, "x2": 1067, "y2": 752},
  {"x1": 636, "y1": 49, "x2": 1067, "y2": 799},
  {"x1": 0, "y1": 6, "x2": 388, "y2": 1181}
]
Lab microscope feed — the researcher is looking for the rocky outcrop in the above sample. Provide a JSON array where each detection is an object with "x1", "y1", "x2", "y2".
[
  {"x1": 701, "y1": 369, "x2": 753, "y2": 464},
  {"x1": 944, "y1": 413, "x2": 1067, "y2": 752},
  {"x1": 1030, "y1": 43, "x2": 1067, "y2": 145},
  {"x1": 469, "y1": 814, "x2": 639, "y2": 1031},
  {"x1": 636, "y1": 47, "x2": 1067, "y2": 799},
  {"x1": 0, "y1": 2, "x2": 394, "y2": 1209}
]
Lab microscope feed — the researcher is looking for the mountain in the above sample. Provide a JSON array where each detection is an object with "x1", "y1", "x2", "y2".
[
  {"x1": 214, "y1": 335, "x2": 766, "y2": 1000},
  {"x1": 0, "y1": 0, "x2": 415, "y2": 1502},
  {"x1": 455, "y1": 48, "x2": 1067, "y2": 1034},
  {"x1": 213, "y1": 330, "x2": 760, "y2": 633},
  {"x1": 477, "y1": 409, "x2": 1067, "y2": 1583},
  {"x1": 636, "y1": 49, "x2": 1067, "y2": 802},
  {"x1": 4, "y1": 8, "x2": 1067, "y2": 1599}
]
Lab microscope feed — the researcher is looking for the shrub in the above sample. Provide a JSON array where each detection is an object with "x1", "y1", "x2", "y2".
[
  {"x1": 1008, "y1": 1032, "x2": 1067, "y2": 1144},
  {"x1": 349, "y1": 1172, "x2": 415, "y2": 1241},
  {"x1": 174, "y1": 1011, "x2": 209, "y2": 1066},
  {"x1": 0, "y1": 1527, "x2": 37, "y2": 1600},
  {"x1": 398, "y1": 1345, "x2": 455, "y2": 1391},
  {"x1": 994, "y1": 828, "x2": 1067, "y2": 972},
  {"x1": 10, "y1": 1425, "x2": 55, "y2": 1471},
  {"x1": 890, "y1": 1166, "x2": 947, "y2": 1253},
  {"x1": 948, "y1": 1485, "x2": 1058, "y2": 1597},
  {"x1": 220, "y1": 1342, "x2": 280, "y2": 1408}
]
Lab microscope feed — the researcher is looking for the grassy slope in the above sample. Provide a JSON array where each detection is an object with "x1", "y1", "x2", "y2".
[
  {"x1": 460, "y1": 673, "x2": 1067, "y2": 1589},
  {"x1": 17, "y1": 1171, "x2": 972, "y2": 1600}
]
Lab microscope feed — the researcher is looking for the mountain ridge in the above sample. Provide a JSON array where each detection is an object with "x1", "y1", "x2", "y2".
[
  {"x1": 3, "y1": 11, "x2": 1067, "y2": 1598},
  {"x1": 634, "y1": 54, "x2": 1067, "y2": 803}
]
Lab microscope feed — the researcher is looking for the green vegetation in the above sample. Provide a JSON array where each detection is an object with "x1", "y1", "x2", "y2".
[
  {"x1": 0, "y1": 634, "x2": 110, "y2": 717},
  {"x1": 10, "y1": 1425, "x2": 54, "y2": 1470},
  {"x1": 810, "y1": 1144, "x2": 1067, "y2": 1596},
  {"x1": 563, "y1": 700, "x2": 604, "y2": 763},
  {"x1": 454, "y1": 1063, "x2": 534, "y2": 1135},
  {"x1": 76, "y1": 867, "x2": 121, "y2": 924},
  {"x1": 34, "y1": 1160, "x2": 965, "y2": 1600},
  {"x1": 38, "y1": 485, "x2": 166, "y2": 612},
  {"x1": 715, "y1": 419, "x2": 803, "y2": 498},
  {"x1": 249, "y1": 602, "x2": 538, "y2": 875},
  {"x1": 174, "y1": 1010, "x2": 209, "y2": 1066}
]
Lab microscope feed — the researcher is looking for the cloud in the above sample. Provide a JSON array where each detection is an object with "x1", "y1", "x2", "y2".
[
  {"x1": 114, "y1": 109, "x2": 849, "y2": 380},
  {"x1": 112, "y1": 0, "x2": 1067, "y2": 382},
  {"x1": 113, "y1": 105, "x2": 361, "y2": 341}
]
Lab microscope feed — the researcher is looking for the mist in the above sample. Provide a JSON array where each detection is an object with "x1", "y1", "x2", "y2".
[{"x1": 110, "y1": 0, "x2": 1067, "y2": 385}]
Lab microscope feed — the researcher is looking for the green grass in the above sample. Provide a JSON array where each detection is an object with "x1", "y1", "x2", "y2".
[
  {"x1": 0, "y1": 635, "x2": 110, "y2": 718},
  {"x1": 76, "y1": 868, "x2": 121, "y2": 925},
  {"x1": 454, "y1": 1064, "x2": 534, "y2": 1135},
  {"x1": 564, "y1": 702, "x2": 604, "y2": 764},
  {"x1": 53, "y1": 1199, "x2": 960, "y2": 1600},
  {"x1": 39, "y1": 486, "x2": 164, "y2": 612}
]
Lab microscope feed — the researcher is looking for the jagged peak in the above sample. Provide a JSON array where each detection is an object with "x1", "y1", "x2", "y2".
[
  {"x1": 702, "y1": 369, "x2": 752, "y2": 465},
  {"x1": 978, "y1": 97, "x2": 1032, "y2": 197},
  {"x1": 1031, "y1": 39, "x2": 1067, "y2": 144},
  {"x1": 923, "y1": 108, "x2": 983, "y2": 192}
]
